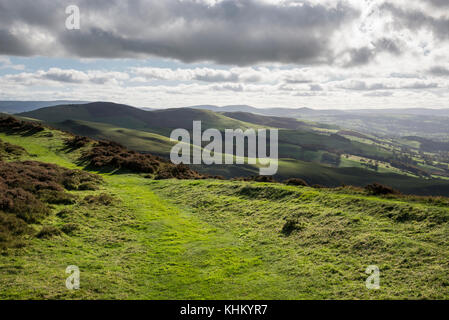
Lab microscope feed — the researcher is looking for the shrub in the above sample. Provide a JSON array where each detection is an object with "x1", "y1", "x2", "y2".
[
  {"x1": 64, "y1": 136, "x2": 91, "y2": 150},
  {"x1": 83, "y1": 193, "x2": 116, "y2": 206},
  {"x1": 81, "y1": 140, "x2": 207, "y2": 179},
  {"x1": 154, "y1": 163, "x2": 204, "y2": 180},
  {"x1": 78, "y1": 182, "x2": 98, "y2": 191},
  {"x1": 0, "y1": 139, "x2": 26, "y2": 160},
  {"x1": 365, "y1": 183, "x2": 400, "y2": 196},
  {"x1": 284, "y1": 178, "x2": 308, "y2": 187},
  {"x1": 38, "y1": 190, "x2": 76, "y2": 205},
  {"x1": 233, "y1": 176, "x2": 276, "y2": 183},
  {"x1": 0, "y1": 211, "x2": 32, "y2": 248},
  {"x1": 80, "y1": 141, "x2": 159, "y2": 173},
  {"x1": 281, "y1": 218, "x2": 305, "y2": 236},
  {"x1": 0, "y1": 159, "x2": 101, "y2": 247},
  {"x1": 0, "y1": 116, "x2": 45, "y2": 135}
]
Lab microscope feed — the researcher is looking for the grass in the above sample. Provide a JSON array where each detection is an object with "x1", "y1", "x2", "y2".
[{"x1": 0, "y1": 128, "x2": 449, "y2": 299}]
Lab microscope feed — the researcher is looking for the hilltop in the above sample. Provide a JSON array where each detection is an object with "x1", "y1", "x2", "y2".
[
  {"x1": 0, "y1": 100, "x2": 88, "y2": 114},
  {"x1": 19, "y1": 102, "x2": 258, "y2": 135}
]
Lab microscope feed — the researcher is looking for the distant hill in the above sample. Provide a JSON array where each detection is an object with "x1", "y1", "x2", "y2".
[
  {"x1": 188, "y1": 104, "x2": 449, "y2": 120},
  {"x1": 187, "y1": 104, "x2": 349, "y2": 118},
  {"x1": 0, "y1": 100, "x2": 88, "y2": 114},
  {"x1": 222, "y1": 111, "x2": 328, "y2": 130},
  {"x1": 19, "y1": 101, "x2": 260, "y2": 135},
  {"x1": 188, "y1": 105, "x2": 449, "y2": 139}
]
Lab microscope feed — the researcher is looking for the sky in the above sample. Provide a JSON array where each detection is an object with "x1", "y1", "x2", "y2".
[{"x1": 0, "y1": 0, "x2": 448, "y2": 109}]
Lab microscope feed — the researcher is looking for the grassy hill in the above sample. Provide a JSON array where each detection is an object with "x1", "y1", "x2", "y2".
[
  {"x1": 222, "y1": 111, "x2": 311, "y2": 130},
  {"x1": 1, "y1": 121, "x2": 449, "y2": 299},
  {"x1": 19, "y1": 102, "x2": 259, "y2": 136},
  {"x1": 51, "y1": 119, "x2": 176, "y2": 157},
  {"x1": 24, "y1": 116, "x2": 449, "y2": 196},
  {"x1": 0, "y1": 100, "x2": 88, "y2": 114},
  {"x1": 17, "y1": 103, "x2": 449, "y2": 195}
]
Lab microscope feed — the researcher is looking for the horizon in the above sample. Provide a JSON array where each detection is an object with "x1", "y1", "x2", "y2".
[{"x1": 2, "y1": 100, "x2": 449, "y2": 111}]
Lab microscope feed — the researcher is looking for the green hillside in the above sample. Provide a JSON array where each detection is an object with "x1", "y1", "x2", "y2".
[
  {"x1": 222, "y1": 111, "x2": 312, "y2": 130},
  {"x1": 51, "y1": 119, "x2": 176, "y2": 157},
  {"x1": 36, "y1": 118, "x2": 449, "y2": 196},
  {"x1": 1, "y1": 123, "x2": 449, "y2": 299},
  {"x1": 19, "y1": 102, "x2": 260, "y2": 135},
  {"x1": 17, "y1": 103, "x2": 449, "y2": 195}
]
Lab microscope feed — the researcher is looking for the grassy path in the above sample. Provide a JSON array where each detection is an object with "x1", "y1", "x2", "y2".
[
  {"x1": 0, "y1": 131, "x2": 285, "y2": 299},
  {"x1": 105, "y1": 175, "x2": 292, "y2": 299}
]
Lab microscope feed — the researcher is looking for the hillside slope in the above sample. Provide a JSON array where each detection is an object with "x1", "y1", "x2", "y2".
[
  {"x1": 0, "y1": 121, "x2": 449, "y2": 299},
  {"x1": 29, "y1": 117, "x2": 449, "y2": 196},
  {"x1": 19, "y1": 102, "x2": 259, "y2": 135},
  {"x1": 0, "y1": 100, "x2": 88, "y2": 114},
  {"x1": 222, "y1": 111, "x2": 313, "y2": 130}
]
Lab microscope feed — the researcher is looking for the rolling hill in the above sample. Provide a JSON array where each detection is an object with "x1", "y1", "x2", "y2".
[
  {"x1": 26, "y1": 116, "x2": 449, "y2": 197},
  {"x1": 189, "y1": 105, "x2": 449, "y2": 140},
  {"x1": 19, "y1": 102, "x2": 261, "y2": 135},
  {"x1": 15, "y1": 102, "x2": 449, "y2": 195},
  {"x1": 222, "y1": 111, "x2": 319, "y2": 130},
  {"x1": 0, "y1": 100, "x2": 88, "y2": 114}
]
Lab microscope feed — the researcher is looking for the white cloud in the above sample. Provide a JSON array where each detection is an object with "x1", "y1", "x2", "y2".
[{"x1": 0, "y1": 57, "x2": 25, "y2": 70}]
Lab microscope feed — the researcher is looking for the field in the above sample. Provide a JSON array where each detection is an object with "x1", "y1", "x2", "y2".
[{"x1": 1, "y1": 125, "x2": 449, "y2": 299}]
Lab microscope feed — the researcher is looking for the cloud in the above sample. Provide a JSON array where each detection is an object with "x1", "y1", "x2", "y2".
[
  {"x1": 0, "y1": 30, "x2": 34, "y2": 56},
  {"x1": 0, "y1": 0, "x2": 359, "y2": 65},
  {"x1": 381, "y1": 3, "x2": 449, "y2": 41},
  {"x1": 0, "y1": 57, "x2": 25, "y2": 70},
  {"x1": 343, "y1": 37, "x2": 403, "y2": 67},
  {"x1": 130, "y1": 67, "x2": 262, "y2": 83},
  {"x1": 364, "y1": 91, "x2": 394, "y2": 97},
  {"x1": 309, "y1": 84, "x2": 323, "y2": 91},
  {"x1": 3, "y1": 68, "x2": 129, "y2": 85},
  {"x1": 336, "y1": 79, "x2": 439, "y2": 91},
  {"x1": 428, "y1": 0, "x2": 449, "y2": 8},
  {"x1": 429, "y1": 66, "x2": 449, "y2": 77}
]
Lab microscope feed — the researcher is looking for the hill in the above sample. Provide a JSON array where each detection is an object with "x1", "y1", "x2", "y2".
[
  {"x1": 188, "y1": 105, "x2": 449, "y2": 140},
  {"x1": 52, "y1": 119, "x2": 176, "y2": 157},
  {"x1": 0, "y1": 118, "x2": 449, "y2": 299},
  {"x1": 222, "y1": 111, "x2": 315, "y2": 130},
  {"x1": 19, "y1": 102, "x2": 259, "y2": 135},
  {"x1": 0, "y1": 100, "x2": 88, "y2": 114},
  {"x1": 18, "y1": 102, "x2": 449, "y2": 196},
  {"x1": 41, "y1": 118, "x2": 449, "y2": 197}
]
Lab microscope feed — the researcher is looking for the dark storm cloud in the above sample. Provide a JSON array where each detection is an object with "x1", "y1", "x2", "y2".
[
  {"x1": 0, "y1": 0, "x2": 359, "y2": 65},
  {"x1": 428, "y1": 0, "x2": 449, "y2": 7},
  {"x1": 344, "y1": 37, "x2": 402, "y2": 67},
  {"x1": 0, "y1": 30, "x2": 34, "y2": 56},
  {"x1": 345, "y1": 47, "x2": 376, "y2": 67}
]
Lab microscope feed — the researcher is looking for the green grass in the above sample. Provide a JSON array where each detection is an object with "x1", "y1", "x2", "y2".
[
  {"x1": 1, "y1": 129, "x2": 449, "y2": 299},
  {"x1": 19, "y1": 102, "x2": 264, "y2": 135},
  {"x1": 51, "y1": 119, "x2": 177, "y2": 157}
]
